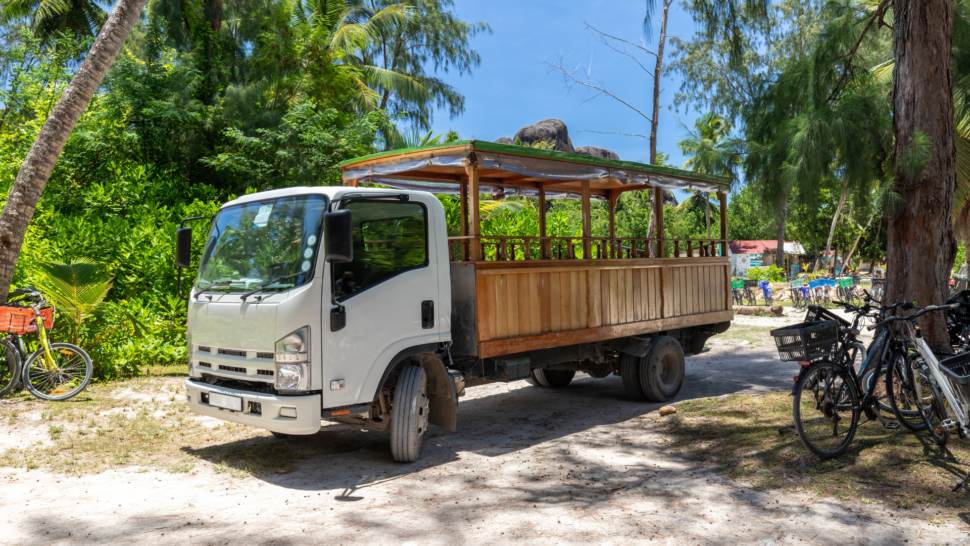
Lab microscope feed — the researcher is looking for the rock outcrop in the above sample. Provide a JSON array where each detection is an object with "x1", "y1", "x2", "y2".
[
  {"x1": 575, "y1": 146, "x2": 620, "y2": 160},
  {"x1": 495, "y1": 137, "x2": 513, "y2": 144},
  {"x1": 512, "y1": 119, "x2": 575, "y2": 153}
]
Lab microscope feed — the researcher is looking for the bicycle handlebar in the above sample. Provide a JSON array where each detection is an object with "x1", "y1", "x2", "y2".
[{"x1": 867, "y1": 303, "x2": 962, "y2": 330}]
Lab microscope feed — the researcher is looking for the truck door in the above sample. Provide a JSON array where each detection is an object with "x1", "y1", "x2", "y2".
[{"x1": 322, "y1": 197, "x2": 441, "y2": 408}]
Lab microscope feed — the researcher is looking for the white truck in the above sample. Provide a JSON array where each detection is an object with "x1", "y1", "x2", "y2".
[{"x1": 178, "y1": 142, "x2": 732, "y2": 462}]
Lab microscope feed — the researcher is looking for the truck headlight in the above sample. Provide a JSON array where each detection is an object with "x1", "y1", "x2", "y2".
[{"x1": 275, "y1": 327, "x2": 310, "y2": 391}]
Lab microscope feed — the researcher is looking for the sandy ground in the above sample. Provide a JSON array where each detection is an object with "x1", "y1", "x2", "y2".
[{"x1": 2, "y1": 311, "x2": 969, "y2": 545}]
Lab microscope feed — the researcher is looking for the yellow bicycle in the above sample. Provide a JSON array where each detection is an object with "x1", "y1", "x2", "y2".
[{"x1": 0, "y1": 288, "x2": 92, "y2": 401}]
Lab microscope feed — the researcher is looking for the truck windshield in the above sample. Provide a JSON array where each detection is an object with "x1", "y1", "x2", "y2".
[{"x1": 195, "y1": 195, "x2": 327, "y2": 294}]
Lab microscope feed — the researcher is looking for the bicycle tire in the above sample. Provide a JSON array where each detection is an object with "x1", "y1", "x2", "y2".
[
  {"x1": 885, "y1": 351, "x2": 928, "y2": 431},
  {"x1": 22, "y1": 343, "x2": 93, "y2": 401},
  {"x1": 793, "y1": 360, "x2": 860, "y2": 459},
  {"x1": 915, "y1": 371, "x2": 950, "y2": 446},
  {"x1": 0, "y1": 339, "x2": 21, "y2": 398}
]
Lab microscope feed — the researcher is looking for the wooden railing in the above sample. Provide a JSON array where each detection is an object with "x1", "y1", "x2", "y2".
[{"x1": 448, "y1": 236, "x2": 727, "y2": 262}]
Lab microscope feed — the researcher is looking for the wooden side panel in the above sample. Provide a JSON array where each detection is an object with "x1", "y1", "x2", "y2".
[
  {"x1": 550, "y1": 272, "x2": 562, "y2": 332},
  {"x1": 540, "y1": 272, "x2": 552, "y2": 333},
  {"x1": 589, "y1": 269, "x2": 602, "y2": 328}
]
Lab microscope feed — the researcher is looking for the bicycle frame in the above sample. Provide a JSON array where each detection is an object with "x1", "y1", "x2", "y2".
[{"x1": 900, "y1": 321, "x2": 970, "y2": 438}]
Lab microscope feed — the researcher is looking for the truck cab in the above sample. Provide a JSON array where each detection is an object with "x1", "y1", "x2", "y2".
[{"x1": 180, "y1": 141, "x2": 732, "y2": 462}]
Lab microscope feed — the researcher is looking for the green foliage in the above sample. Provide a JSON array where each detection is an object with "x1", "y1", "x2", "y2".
[
  {"x1": 32, "y1": 258, "x2": 113, "y2": 345},
  {"x1": 747, "y1": 265, "x2": 785, "y2": 282}
]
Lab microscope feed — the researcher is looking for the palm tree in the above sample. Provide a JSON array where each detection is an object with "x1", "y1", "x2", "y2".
[
  {"x1": 0, "y1": 0, "x2": 108, "y2": 44},
  {"x1": 0, "y1": 0, "x2": 146, "y2": 303},
  {"x1": 677, "y1": 112, "x2": 734, "y2": 240}
]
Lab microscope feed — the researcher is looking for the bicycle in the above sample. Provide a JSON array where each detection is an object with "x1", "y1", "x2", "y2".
[
  {"x1": 771, "y1": 295, "x2": 920, "y2": 458},
  {"x1": 0, "y1": 288, "x2": 93, "y2": 401},
  {"x1": 743, "y1": 279, "x2": 758, "y2": 306},
  {"x1": 871, "y1": 278, "x2": 884, "y2": 303},
  {"x1": 758, "y1": 280, "x2": 773, "y2": 306},
  {"x1": 790, "y1": 277, "x2": 807, "y2": 309},
  {"x1": 731, "y1": 279, "x2": 745, "y2": 307}
]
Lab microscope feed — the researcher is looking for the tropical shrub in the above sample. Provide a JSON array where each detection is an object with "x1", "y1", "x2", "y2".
[{"x1": 748, "y1": 265, "x2": 786, "y2": 282}]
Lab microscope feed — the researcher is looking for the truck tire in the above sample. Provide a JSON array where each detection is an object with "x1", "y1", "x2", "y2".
[
  {"x1": 527, "y1": 368, "x2": 575, "y2": 388},
  {"x1": 620, "y1": 352, "x2": 649, "y2": 401},
  {"x1": 390, "y1": 366, "x2": 429, "y2": 463},
  {"x1": 639, "y1": 336, "x2": 685, "y2": 403}
]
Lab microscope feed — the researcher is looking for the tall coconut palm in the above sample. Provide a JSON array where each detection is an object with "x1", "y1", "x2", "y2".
[
  {"x1": 0, "y1": 0, "x2": 146, "y2": 303},
  {"x1": 0, "y1": 0, "x2": 108, "y2": 44},
  {"x1": 677, "y1": 112, "x2": 735, "y2": 238}
]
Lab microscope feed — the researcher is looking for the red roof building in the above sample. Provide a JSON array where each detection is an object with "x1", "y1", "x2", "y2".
[{"x1": 729, "y1": 240, "x2": 806, "y2": 255}]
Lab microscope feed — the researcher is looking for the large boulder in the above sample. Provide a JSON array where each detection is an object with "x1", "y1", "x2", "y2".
[
  {"x1": 495, "y1": 136, "x2": 513, "y2": 144},
  {"x1": 575, "y1": 146, "x2": 620, "y2": 160},
  {"x1": 512, "y1": 119, "x2": 575, "y2": 153},
  {"x1": 663, "y1": 190, "x2": 678, "y2": 206}
]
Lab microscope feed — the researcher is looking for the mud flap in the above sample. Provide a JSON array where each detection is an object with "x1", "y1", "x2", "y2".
[{"x1": 412, "y1": 353, "x2": 457, "y2": 431}]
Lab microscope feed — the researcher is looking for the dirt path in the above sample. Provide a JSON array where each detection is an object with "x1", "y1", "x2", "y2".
[{"x1": 2, "y1": 314, "x2": 968, "y2": 545}]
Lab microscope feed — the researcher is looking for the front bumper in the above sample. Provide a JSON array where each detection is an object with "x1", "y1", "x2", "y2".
[{"x1": 185, "y1": 378, "x2": 322, "y2": 435}]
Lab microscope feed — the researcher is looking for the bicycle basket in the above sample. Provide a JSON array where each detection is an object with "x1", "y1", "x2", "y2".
[
  {"x1": 852, "y1": 275, "x2": 861, "y2": 286},
  {"x1": 804, "y1": 306, "x2": 851, "y2": 327},
  {"x1": 770, "y1": 320, "x2": 840, "y2": 362},
  {"x1": 790, "y1": 278, "x2": 806, "y2": 289},
  {"x1": 731, "y1": 279, "x2": 744, "y2": 289},
  {"x1": 0, "y1": 306, "x2": 53, "y2": 334},
  {"x1": 939, "y1": 352, "x2": 970, "y2": 412},
  {"x1": 743, "y1": 279, "x2": 759, "y2": 288},
  {"x1": 871, "y1": 278, "x2": 884, "y2": 286},
  {"x1": 837, "y1": 277, "x2": 853, "y2": 288}
]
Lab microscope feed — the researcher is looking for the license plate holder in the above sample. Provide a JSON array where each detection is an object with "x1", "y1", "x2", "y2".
[{"x1": 209, "y1": 392, "x2": 243, "y2": 412}]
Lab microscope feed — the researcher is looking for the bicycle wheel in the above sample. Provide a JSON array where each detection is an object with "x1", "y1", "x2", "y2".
[
  {"x1": 793, "y1": 360, "x2": 860, "y2": 458},
  {"x1": 23, "y1": 343, "x2": 92, "y2": 401},
  {"x1": 914, "y1": 368, "x2": 950, "y2": 446},
  {"x1": 885, "y1": 351, "x2": 928, "y2": 431},
  {"x1": 0, "y1": 338, "x2": 21, "y2": 397}
]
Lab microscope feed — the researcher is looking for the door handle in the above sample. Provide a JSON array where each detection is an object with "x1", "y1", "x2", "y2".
[{"x1": 421, "y1": 300, "x2": 434, "y2": 329}]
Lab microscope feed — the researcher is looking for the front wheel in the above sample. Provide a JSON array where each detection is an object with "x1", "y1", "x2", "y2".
[
  {"x1": 0, "y1": 339, "x2": 22, "y2": 398},
  {"x1": 390, "y1": 366, "x2": 429, "y2": 463},
  {"x1": 23, "y1": 343, "x2": 92, "y2": 401},
  {"x1": 793, "y1": 360, "x2": 860, "y2": 458},
  {"x1": 916, "y1": 373, "x2": 950, "y2": 446}
]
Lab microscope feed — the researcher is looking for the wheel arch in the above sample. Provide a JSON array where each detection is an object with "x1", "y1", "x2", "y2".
[{"x1": 372, "y1": 343, "x2": 457, "y2": 431}]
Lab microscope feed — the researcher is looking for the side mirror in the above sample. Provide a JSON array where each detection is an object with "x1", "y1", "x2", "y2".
[
  {"x1": 176, "y1": 227, "x2": 193, "y2": 269},
  {"x1": 324, "y1": 210, "x2": 353, "y2": 263}
]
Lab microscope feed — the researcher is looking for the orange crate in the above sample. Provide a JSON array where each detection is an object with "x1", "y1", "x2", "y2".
[{"x1": 0, "y1": 306, "x2": 54, "y2": 334}]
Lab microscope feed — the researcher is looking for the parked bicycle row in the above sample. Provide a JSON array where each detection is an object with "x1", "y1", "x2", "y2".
[
  {"x1": 770, "y1": 289, "x2": 970, "y2": 492},
  {"x1": 731, "y1": 274, "x2": 882, "y2": 308},
  {"x1": 0, "y1": 288, "x2": 93, "y2": 401}
]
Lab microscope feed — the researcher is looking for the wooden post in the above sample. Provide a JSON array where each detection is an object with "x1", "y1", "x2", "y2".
[
  {"x1": 465, "y1": 159, "x2": 481, "y2": 261},
  {"x1": 581, "y1": 180, "x2": 592, "y2": 259},
  {"x1": 460, "y1": 176, "x2": 469, "y2": 260},
  {"x1": 347, "y1": 178, "x2": 359, "y2": 188},
  {"x1": 654, "y1": 187, "x2": 665, "y2": 258},
  {"x1": 608, "y1": 190, "x2": 618, "y2": 259},
  {"x1": 538, "y1": 185, "x2": 548, "y2": 260},
  {"x1": 718, "y1": 191, "x2": 728, "y2": 257}
]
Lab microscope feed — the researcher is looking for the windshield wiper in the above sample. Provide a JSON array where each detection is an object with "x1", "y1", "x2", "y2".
[
  {"x1": 240, "y1": 271, "x2": 305, "y2": 302},
  {"x1": 195, "y1": 280, "x2": 238, "y2": 297}
]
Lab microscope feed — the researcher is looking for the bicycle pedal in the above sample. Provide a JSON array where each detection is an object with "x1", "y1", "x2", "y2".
[
  {"x1": 884, "y1": 421, "x2": 900, "y2": 430},
  {"x1": 941, "y1": 419, "x2": 958, "y2": 432}
]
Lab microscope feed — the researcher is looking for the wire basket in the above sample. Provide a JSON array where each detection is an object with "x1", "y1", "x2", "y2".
[
  {"x1": 852, "y1": 275, "x2": 861, "y2": 286},
  {"x1": 743, "y1": 279, "x2": 759, "y2": 289},
  {"x1": 0, "y1": 306, "x2": 53, "y2": 334},
  {"x1": 791, "y1": 278, "x2": 806, "y2": 289},
  {"x1": 804, "y1": 306, "x2": 851, "y2": 327},
  {"x1": 938, "y1": 352, "x2": 970, "y2": 417},
  {"x1": 770, "y1": 320, "x2": 840, "y2": 362},
  {"x1": 731, "y1": 279, "x2": 744, "y2": 289}
]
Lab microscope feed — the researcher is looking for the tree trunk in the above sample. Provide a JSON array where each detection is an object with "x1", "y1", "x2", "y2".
[
  {"x1": 645, "y1": 0, "x2": 671, "y2": 256},
  {"x1": 823, "y1": 179, "x2": 849, "y2": 274},
  {"x1": 776, "y1": 191, "x2": 788, "y2": 275},
  {"x1": 889, "y1": 0, "x2": 956, "y2": 350},
  {"x1": 0, "y1": 0, "x2": 147, "y2": 303}
]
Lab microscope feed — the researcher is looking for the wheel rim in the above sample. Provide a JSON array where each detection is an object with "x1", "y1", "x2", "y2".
[
  {"x1": 27, "y1": 347, "x2": 87, "y2": 399},
  {"x1": 659, "y1": 351, "x2": 679, "y2": 389},
  {"x1": 797, "y1": 365, "x2": 855, "y2": 455}
]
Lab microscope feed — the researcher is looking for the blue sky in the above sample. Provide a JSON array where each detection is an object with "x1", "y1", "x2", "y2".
[{"x1": 426, "y1": 0, "x2": 706, "y2": 182}]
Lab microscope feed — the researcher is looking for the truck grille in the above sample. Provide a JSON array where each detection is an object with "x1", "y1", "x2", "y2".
[
  {"x1": 198, "y1": 362, "x2": 212, "y2": 368},
  {"x1": 257, "y1": 369, "x2": 274, "y2": 377},
  {"x1": 197, "y1": 346, "x2": 211, "y2": 353},
  {"x1": 218, "y1": 348, "x2": 247, "y2": 357},
  {"x1": 218, "y1": 365, "x2": 247, "y2": 374},
  {"x1": 256, "y1": 352, "x2": 273, "y2": 359}
]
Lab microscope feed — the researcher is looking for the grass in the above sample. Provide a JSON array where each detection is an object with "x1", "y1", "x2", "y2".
[
  {"x1": 0, "y1": 366, "x2": 302, "y2": 477},
  {"x1": 650, "y1": 392, "x2": 970, "y2": 517}
]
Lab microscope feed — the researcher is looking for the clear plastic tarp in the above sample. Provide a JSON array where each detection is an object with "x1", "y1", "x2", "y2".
[{"x1": 342, "y1": 152, "x2": 724, "y2": 194}]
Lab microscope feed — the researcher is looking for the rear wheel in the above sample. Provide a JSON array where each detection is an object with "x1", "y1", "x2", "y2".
[
  {"x1": 527, "y1": 368, "x2": 575, "y2": 388},
  {"x1": 620, "y1": 352, "x2": 649, "y2": 401},
  {"x1": 793, "y1": 360, "x2": 860, "y2": 458},
  {"x1": 639, "y1": 336, "x2": 686, "y2": 403},
  {"x1": 23, "y1": 343, "x2": 92, "y2": 401},
  {"x1": 390, "y1": 366, "x2": 429, "y2": 463},
  {"x1": 886, "y1": 352, "x2": 928, "y2": 431},
  {"x1": 916, "y1": 372, "x2": 951, "y2": 446}
]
